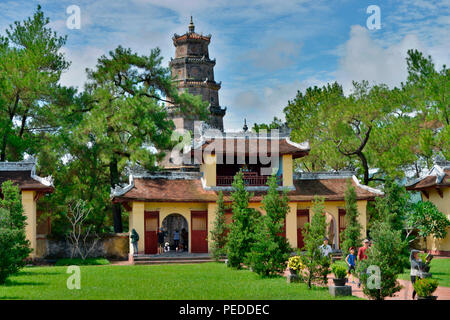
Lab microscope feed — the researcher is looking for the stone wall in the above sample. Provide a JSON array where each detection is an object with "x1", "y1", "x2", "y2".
[{"x1": 36, "y1": 233, "x2": 129, "y2": 260}]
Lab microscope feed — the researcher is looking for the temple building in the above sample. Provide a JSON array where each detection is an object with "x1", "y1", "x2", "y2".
[
  {"x1": 0, "y1": 161, "x2": 53, "y2": 258},
  {"x1": 109, "y1": 18, "x2": 384, "y2": 261},
  {"x1": 407, "y1": 162, "x2": 450, "y2": 256}
]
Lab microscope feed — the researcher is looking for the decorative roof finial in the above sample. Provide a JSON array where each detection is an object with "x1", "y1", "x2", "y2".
[
  {"x1": 189, "y1": 16, "x2": 195, "y2": 33},
  {"x1": 243, "y1": 119, "x2": 248, "y2": 132}
]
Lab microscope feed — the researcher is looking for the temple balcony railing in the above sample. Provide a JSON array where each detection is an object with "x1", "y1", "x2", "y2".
[{"x1": 216, "y1": 173, "x2": 282, "y2": 187}]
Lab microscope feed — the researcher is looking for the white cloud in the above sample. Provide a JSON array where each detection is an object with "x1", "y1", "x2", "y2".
[
  {"x1": 222, "y1": 78, "x2": 328, "y2": 130},
  {"x1": 335, "y1": 25, "x2": 427, "y2": 92},
  {"x1": 59, "y1": 46, "x2": 105, "y2": 89}
]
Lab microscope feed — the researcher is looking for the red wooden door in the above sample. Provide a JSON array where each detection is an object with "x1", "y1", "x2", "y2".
[
  {"x1": 144, "y1": 211, "x2": 159, "y2": 254},
  {"x1": 191, "y1": 211, "x2": 208, "y2": 253},
  {"x1": 297, "y1": 210, "x2": 309, "y2": 249},
  {"x1": 338, "y1": 209, "x2": 346, "y2": 247}
]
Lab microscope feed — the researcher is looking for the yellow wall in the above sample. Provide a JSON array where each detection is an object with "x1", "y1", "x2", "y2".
[
  {"x1": 282, "y1": 155, "x2": 293, "y2": 187},
  {"x1": 22, "y1": 191, "x2": 36, "y2": 258},
  {"x1": 130, "y1": 199, "x2": 369, "y2": 254},
  {"x1": 130, "y1": 201, "x2": 145, "y2": 254},
  {"x1": 420, "y1": 187, "x2": 450, "y2": 252},
  {"x1": 201, "y1": 154, "x2": 216, "y2": 187}
]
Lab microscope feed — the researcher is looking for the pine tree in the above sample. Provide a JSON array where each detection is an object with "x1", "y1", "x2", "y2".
[
  {"x1": 226, "y1": 171, "x2": 261, "y2": 269},
  {"x1": 0, "y1": 181, "x2": 32, "y2": 284},
  {"x1": 246, "y1": 175, "x2": 292, "y2": 277},
  {"x1": 210, "y1": 191, "x2": 228, "y2": 261},
  {"x1": 340, "y1": 179, "x2": 363, "y2": 255},
  {"x1": 301, "y1": 196, "x2": 330, "y2": 288},
  {"x1": 374, "y1": 177, "x2": 409, "y2": 233}
]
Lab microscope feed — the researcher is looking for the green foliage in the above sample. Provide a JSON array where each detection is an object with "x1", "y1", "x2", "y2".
[
  {"x1": 0, "y1": 181, "x2": 32, "y2": 284},
  {"x1": 357, "y1": 221, "x2": 407, "y2": 300},
  {"x1": 374, "y1": 178, "x2": 409, "y2": 233},
  {"x1": 252, "y1": 117, "x2": 286, "y2": 133},
  {"x1": 340, "y1": 180, "x2": 363, "y2": 255},
  {"x1": 331, "y1": 264, "x2": 347, "y2": 279},
  {"x1": 246, "y1": 175, "x2": 292, "y2": 277},
  {"x1": 413, "y1": 278, "x2": 439, "y2": 298},
  {"x1": 284, "y1": 49, "x2": 449, "y2": 183},
  {"x1": 210, "y1": 191, "x2": 228, "y2": 261},
  {"x1": 301, "y1": 196, "x2": 330, "y2": 288},
  {"x1": 405, "y1": 201, "x2": 450, "y2": 246},
  {"x1": 226, "y1": 171, "x2": 262, "y2": 269},
  {"x1": 54, "y1": 258, "x2": 110, "y2": 266},
  {"x1": 0, "y1": 5, "x2": 69, "y2": 161}
]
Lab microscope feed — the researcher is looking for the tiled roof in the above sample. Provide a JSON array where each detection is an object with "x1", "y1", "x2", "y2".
[
  {"x1": 0, "y1": 162, "x2": 54, "y2": 192},
  {"x1": 192, "y1": 137, "x2": 310, "y2": 159},
  {"x1": 113, "y1": 176, "x2": 380, "y2": 203},
  {"x1": 407, "y1": 167, "x2": 450, "y2": 191}
]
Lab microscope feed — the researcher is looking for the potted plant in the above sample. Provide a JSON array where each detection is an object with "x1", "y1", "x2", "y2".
[
  {"x1": 331, "y1": 264, "x2": 347, "y2": 286},
  {"x1": 413, "y1": 278, "x2": 439, "y2": 300},
  {"x1": 288, "y1": 256, "x2": 302, "y2": 275}
]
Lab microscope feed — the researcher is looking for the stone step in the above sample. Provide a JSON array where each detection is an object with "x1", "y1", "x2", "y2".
[
  {"x1": 134, "y1": 259, "x2": 216, "y2": 265},
  {"x1": 134, "y1": 255, "x2": 212, "y2": 262}
]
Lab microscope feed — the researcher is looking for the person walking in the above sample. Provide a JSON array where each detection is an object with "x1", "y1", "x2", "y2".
[
  {"x1": 410, "y1": 249, "x2": 427, "y2": 300},
  {"x1": 357, "y1": 239, "x2": 370, "y2": 288},
  {"x1": 345, "y1": 247, "x2": 357, "y2": 283},
  {"x1": 131, "y1": 229, "x2": 139, "y2": 256}
]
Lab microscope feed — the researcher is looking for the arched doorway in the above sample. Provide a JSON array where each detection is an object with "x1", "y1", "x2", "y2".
[
  {"x1": 324, "y1": 212, "x2": 338, "y2": 250},
  {"x1": 162, "y1": 214, "x2": 189, "y2": 251}
]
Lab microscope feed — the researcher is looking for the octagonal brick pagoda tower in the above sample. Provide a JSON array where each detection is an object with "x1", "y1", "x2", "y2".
[{"x1": 168, "y1": 17, "x2": 226, "y2": 132}]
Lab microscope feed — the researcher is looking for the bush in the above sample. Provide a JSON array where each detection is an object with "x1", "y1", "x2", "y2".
[
  {"x1": 340, "y1": 180, "x2": 363, "y2": 256},
  {"x1": 226, "y1": 171, "x2": 262, "y2": 269},
  {"x1": 0, "y1": 181, "x2": 32, "y2": 284},
  {"x1": 301, "y1": 196, "x2": 331, "y2": 288},
  {"x1": 55, "y1": 258, "x2": 110, "y2": 266},
  {"x1": 413, "y1": 278, "x2": 439, "y2": 298},
  {"x1": 246, "y1": 175, "x2": 292, "y2": 277},
  {"x1": 331, "y1": 264, "x2": 347, "y2": 279},
  {"x1": 358, "y1": 221, "x2": 407, "y2": 300},
  {"x1": 210, "y1": 191, "x2": 229, "y2": 261},
  {"x1": 288, "y1": 256, "x2": 303, "y2": 273}
]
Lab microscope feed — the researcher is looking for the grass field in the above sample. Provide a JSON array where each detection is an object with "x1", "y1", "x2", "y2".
[{"x1": 0, "y1": 262, "x2": 360, "y2": 300}]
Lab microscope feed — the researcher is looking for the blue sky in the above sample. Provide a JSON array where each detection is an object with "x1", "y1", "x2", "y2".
[{"x1": 0, "y1": 0, "x2": 448, "y2": 130}]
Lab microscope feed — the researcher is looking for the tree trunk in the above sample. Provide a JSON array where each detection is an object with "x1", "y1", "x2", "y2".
[
  {"x1": 356, "y1": 151, "x2": 370, "y2": 185},
  {"x1": 110, "y1": 157, "x2": 123, "y2": 233}
]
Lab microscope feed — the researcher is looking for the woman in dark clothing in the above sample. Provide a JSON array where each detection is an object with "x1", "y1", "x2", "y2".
[
  {"x1": 181, "y1": 228, "x2": 188, "y2": 252},
  {"x1": 157, "y1": 228, "x2": 165, "y2": 254}
]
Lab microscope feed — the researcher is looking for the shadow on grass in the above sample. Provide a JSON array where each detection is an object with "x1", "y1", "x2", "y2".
[
  {"x1": 2, "y1": 279, "x2": 46, "y2": 287},
  {"x1": 16, "y1": 271, "x2": 60, "y2": 276},
  {"x1": 0, "y1": 296, "x2": 21, "y2": 300}
]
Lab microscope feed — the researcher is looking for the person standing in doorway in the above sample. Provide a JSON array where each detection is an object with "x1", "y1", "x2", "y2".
[
  {"x1": 157, "y1": 228, "x2": 165, "y2": 254},
  {"x1": 174, "y1": 229, "x2": 180, "y2": 251},
  {"x1": 181, "y1": 228, "x2": 188, "y2": 252},
  {"x1": 131, "y1": 229, "x2": 139, "y2": 256}
]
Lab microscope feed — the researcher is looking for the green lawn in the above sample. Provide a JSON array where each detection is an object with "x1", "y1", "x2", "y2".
[
  {"x1": 398, "y1": 258, "x2": 450, "y2": 287},
  {"x1": 0, "y1": 262, "x2": 360, "y2": 300}
]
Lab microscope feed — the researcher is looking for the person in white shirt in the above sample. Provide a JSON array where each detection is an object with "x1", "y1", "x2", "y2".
[{"x1": 319, "y1": 237, "x2": 333, "y2": 257}]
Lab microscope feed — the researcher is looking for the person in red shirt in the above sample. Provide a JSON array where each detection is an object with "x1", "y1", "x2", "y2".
[{"x1": 357, "y1": 239, "x2": 370, "y2": 287}]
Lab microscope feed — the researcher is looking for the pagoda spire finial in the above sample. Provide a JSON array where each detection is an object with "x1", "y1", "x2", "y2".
[
  {"x1": 243, "y1": 118, "x2": 248, "y2": 132},
  {"x1": 189, "y1": 16, "x2": 195, "y2": 33}
]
